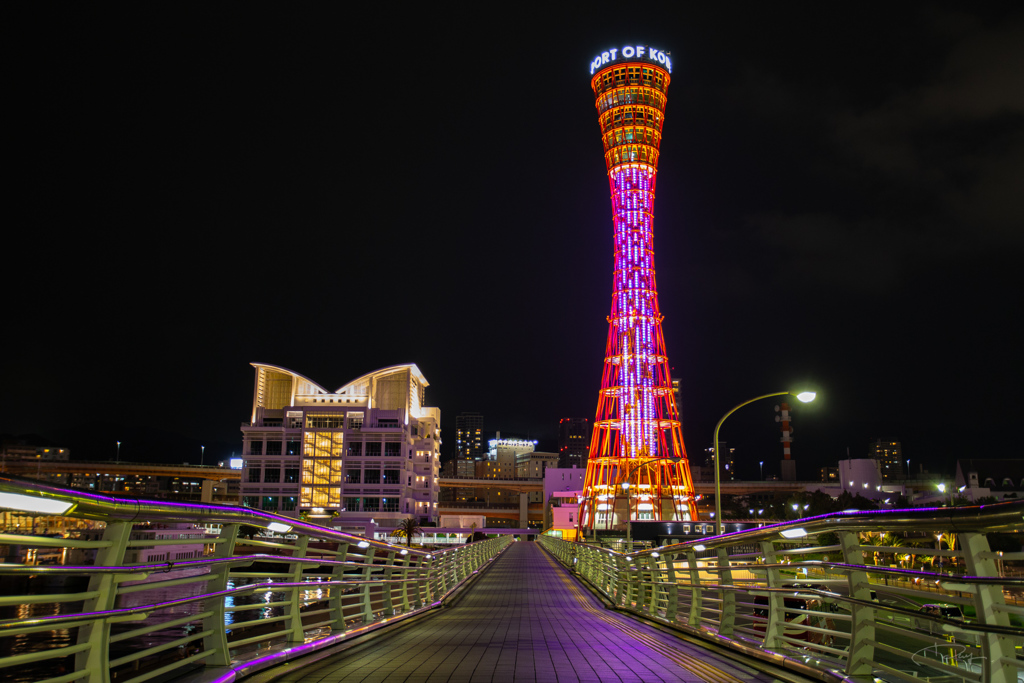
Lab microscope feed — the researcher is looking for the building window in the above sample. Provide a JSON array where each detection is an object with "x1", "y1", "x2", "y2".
[
  {"x1": 284, "y1": 467, "x2": 299, "y2": 483},
  {"x1": 247, "y1": 467, "x2": 261, "y2": 483},
  {"x1": 264, "y1": 467, "x2": 280, "y2": 483},
  {"x1": 306, "y1": 414, "x2": 344, "y2": 429},
  {"x1": 286, "y1": 440, "x2": 301, "y2": 456},
  {"x1": 281, "y1": 496, "x2": 297, "y2": 511},
  {"x1": 364, "y1": 470, "x2": 381, "y2": 484},
  {"x1": 349, "y1": 442, "x2": 362, "y2": 457},
  {"x1": 382, "y1": 470, "x2": 400, "y2": 485},
  {"x1": 364, "y1": 497, "x2": 380, "y2": 512},
  {"x1": 262, "y1": 496, "x2": 278, "y2": 511},
  {"x1": 384, "y1": 442, "x2": 402, "y2": 457},
  {"x1": 345, "y1": 469, "x2": 361, "y2": 483},
  {"x1": 248, "y1": 441, "x2": 263, "y2": 455},
  {"x1": 344, "y1": 497, "x2": 361, "y2": 512},
  {"x1": 381, "y1": 497, "x2": 399, "y2": 512},
  {"x1": 348, "y1": 413, "x2": 364, "y2": 430},
  {"x1": 266, "y1": 441, "x2": 283, "y2": 455},
  {"x1": 242, "y1": 496, "x2": 259, "y2": 508},
  {"x1": 365, "y1": 443, "x2": 381, "y2": 457}
]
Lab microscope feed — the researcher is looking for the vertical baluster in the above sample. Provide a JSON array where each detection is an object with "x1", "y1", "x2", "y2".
[
  {"x1": 686, "y1": 549, "x2": 701, "y2": 627},
  {"x1": 359, "y1": 546, "x2": 376, "y2": 623},
  {"x1": 381, "y1": 551, "x2": 396, "y2": 615},
  {"x1": 960, "y1": 532, "x2": 1017, "y2": 683},
  {"x1": 329, "y1": 541, "x2": 350, "y2": 631},
  {"x1": 717, "y1": 546, "x2": 736, "y2": 637},
  {"x1": 201, "y1": 523, "x2": 239, "y2": 666},
  {"x1": 283, "y1": 535, "x2": 310, "y2": 642},
  {"x1": 839, "y1": 530, "x2": 876, "y2": 676},
  {"x1": 76, "y1": 521, "x2": 132, "y2": 683}
]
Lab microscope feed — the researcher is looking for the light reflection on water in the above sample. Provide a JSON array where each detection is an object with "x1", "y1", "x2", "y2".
[{"x1": 4, "y1": 573, "x2": 333, "y2": 683}]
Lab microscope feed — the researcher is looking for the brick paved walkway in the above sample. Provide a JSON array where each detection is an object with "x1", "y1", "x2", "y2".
[{"x1": 279, "y1": 542, "x2": 774, "y2": 683}]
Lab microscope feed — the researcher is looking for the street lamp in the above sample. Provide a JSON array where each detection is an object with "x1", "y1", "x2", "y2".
[
  {"x1": 201, "y1": 445, "x2": 205, "y2": 467},
  {"x1": 713, "y1": 391, "x2": 816, "y2": 535},
  {"x1": 759, "y1": 461, "x2": 764, "y2": 480},
  {"x1": 116, "y1": 441, "x2": 121, "y2": 464}
]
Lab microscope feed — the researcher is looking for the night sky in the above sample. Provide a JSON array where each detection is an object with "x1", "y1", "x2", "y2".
[{"x1": 5, "y1": 5, "x2": 1023, "y2": 479}]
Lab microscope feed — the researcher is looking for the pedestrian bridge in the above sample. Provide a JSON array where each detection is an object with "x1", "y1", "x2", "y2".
[{"x1": 0, "y1": 476, "x2": 1022, "y2": 683}]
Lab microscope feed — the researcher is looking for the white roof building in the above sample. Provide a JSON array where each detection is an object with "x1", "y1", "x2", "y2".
[{"x1": 240, "y1": 363, "x2": 441, "y2": 528}]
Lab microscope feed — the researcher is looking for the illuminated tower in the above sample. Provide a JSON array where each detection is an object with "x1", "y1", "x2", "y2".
[{"x1": 579, "y1": 45, "x2": 699, "y2": 532}]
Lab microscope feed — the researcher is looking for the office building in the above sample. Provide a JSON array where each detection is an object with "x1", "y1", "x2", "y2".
[
  {"x1": 240, "y1": 363, "x2": 440, "y2": 526},
  {"x1": 869, "y1": 439, "x2": 903, "y2": 481},
  {"x1": 455, "y1": 412, "x2": 485, "y2": 459},
  {"x1": 557, "y1": 418, "x2": 590, "y2": 469}
]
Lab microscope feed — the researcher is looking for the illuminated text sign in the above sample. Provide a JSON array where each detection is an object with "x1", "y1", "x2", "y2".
[{"x1": 589, "y1": 45, "x2": 672, "y2": 75}]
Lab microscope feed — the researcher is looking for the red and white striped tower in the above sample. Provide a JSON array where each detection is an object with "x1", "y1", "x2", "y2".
[{"x1": 777, "y1": 402, "x2": 796, "y2": 481}]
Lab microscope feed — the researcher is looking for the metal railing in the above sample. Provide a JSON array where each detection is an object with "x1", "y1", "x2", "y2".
[
  {"x1": 540, "y1": 502, "x2": 1024, "y2": 683},
  {"x1": 0, "y1": 476, "x2": 511, "y2": 683}
]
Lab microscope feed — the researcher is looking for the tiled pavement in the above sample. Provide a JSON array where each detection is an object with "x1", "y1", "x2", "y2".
[{"x1": 277, "y1": 542, "x2": 777, "y2": 683}]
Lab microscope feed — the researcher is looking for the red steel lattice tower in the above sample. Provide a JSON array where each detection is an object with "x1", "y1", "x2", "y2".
[{"x1": 579, "y1": 46, "x2": 699, "y2": 532}]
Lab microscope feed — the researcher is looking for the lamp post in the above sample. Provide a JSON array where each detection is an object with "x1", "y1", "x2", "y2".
[
  {"x1": 116, "y1": 441, "x2": 121, "y2": 464},
  {"x1": 713, "y1": 391, "x2": 816, "y2": 535},
  {"x1": 620, "y1": 456, "x2": 684, "y2": 552},
  {"x1": 201, "y1": 445, "x2": 205, "y2": 467},
  {"x1": 759, "y1": 461, "x2": 764, "y2": 480}
]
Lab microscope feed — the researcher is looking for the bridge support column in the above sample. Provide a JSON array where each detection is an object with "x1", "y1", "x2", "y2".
[{"x1": 519, "y1": 492, "x2": 528, "y2": 529}]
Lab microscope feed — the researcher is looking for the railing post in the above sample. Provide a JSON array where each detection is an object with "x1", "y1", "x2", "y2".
[
  {"x1": 76, "y1": 520, "x2": 132, "y2": 683},
  {"x1": 716, "y1": 547, "x2": 736, "y2": 637},
  {"x1": 284, "y1": 535, "x2": 310, "y2": 642},
  {"x1": 686, "y1": 549, "x2": 702, "y2": 627},
  {"x1": 329, "y1": 541, "x2": 350, "y2": 631},
  {"x1": 660, "y1": 553, "x2": 678, "y2": 623},
  {"x1": 839, "y1": 530, "x2": 876, "y2": 676},
  {"x1": 202, "y1": 522, "x2": 239, "y2": 666},
  {"x1": 758, "y1": 540, "x2": 784, "y2": 647},
  {"x1": 960, "y1": 531, "x2": 1017, "y2": 683},
  {"x1": 381, "y1": 551, "x2": 396, "y2": 615},
  {"x1": 359, "y1": 546, "x2": 376, "y2": 623}
]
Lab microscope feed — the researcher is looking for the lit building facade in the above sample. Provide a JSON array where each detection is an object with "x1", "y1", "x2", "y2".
[
  {"x1": 240, "y1": 363, "x2": 440, "y2": 526},
  {"x1": 455, "y1": 412, "x2": 484, "y2": 459},
  {"x1": 869, "y1": 438, "x2": 903, "y2": 481},
  {"x1": 557, "y1": 418, "x2": 590, "y2": 469},
  {"x1": 579, "y1": 45, "x2": 698, "y2": 531}
]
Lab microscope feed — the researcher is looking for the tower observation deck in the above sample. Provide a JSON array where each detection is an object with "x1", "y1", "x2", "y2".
[{"x1": 579, "y1": 45, "x2": 699, "y2": 532}]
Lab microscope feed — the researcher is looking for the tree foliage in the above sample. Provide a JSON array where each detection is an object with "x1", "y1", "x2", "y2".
[{"x1": 394, "y1": 517, "x2": 422, "y2": 548}]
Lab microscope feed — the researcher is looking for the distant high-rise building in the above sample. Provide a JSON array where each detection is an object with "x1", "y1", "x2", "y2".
[
  {"x1": 455, "y1": 413, "x2": 484, "y2": 459},
  {"x1": 703, "y1": 443, "x2": 735, "y2": 482},
  {"x1": 869, "y1": 439, "x2": 903, "y2": 481},
  {"x1": 557, "y1": 418, "x2": 590, "y2": 469}
]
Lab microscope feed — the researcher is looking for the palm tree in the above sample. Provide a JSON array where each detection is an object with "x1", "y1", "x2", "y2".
[{"x1": 395, "y1": 517, "x2": 422, "y2": 548}]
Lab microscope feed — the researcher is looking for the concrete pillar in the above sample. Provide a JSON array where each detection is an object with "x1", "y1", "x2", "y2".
[
  {"x1": 202, "y1": 479, "x2": 215, "y2": 503},
  {"x1": 519, "y1": 492, "x2": 529, "y2": 529}
]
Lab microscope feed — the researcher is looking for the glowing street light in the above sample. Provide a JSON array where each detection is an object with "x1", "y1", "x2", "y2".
[
  {"x1": 759, "y1": 461, "x2": 764, "y2": 480},
  {"x1": 713, "y1": 390, "x2": 816, "y2": 535}
]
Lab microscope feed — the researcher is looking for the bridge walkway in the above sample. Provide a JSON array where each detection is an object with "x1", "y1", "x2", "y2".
[{"x1": 273, "y1": 542, "x2": 773, "y2": 683}]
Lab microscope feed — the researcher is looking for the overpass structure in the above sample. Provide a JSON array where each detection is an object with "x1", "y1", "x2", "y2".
[
  {"x1": 1, "y1": 476, "x2": 1021, "y2": 683},
  {"x1": 440, "y1": 476, "x2": 815, "y2": 496},
  {"x1": 0, "y1": 459, "x2": 240, "y2": 481}
]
